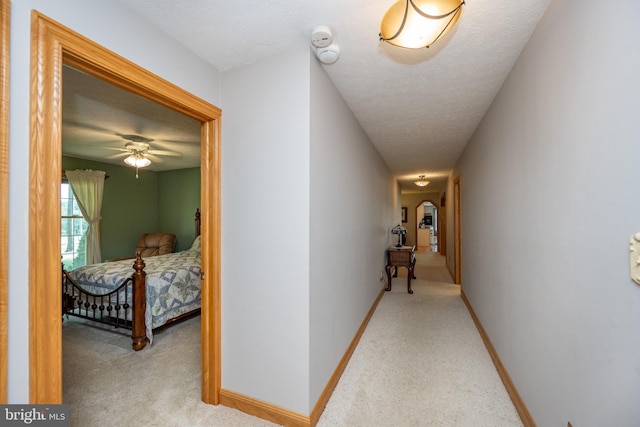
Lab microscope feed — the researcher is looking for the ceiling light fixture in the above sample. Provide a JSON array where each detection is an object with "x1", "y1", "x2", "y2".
[
  {"x1": 124, "y1": 153, "x2": 151, "y2": 179},
  {"x1": 414, "y1": 175, "x2": 430, "y2": 187},
  {"x1": 124, "y1": 153, "x2": 151, "y2": 169},
  {"x1": 379, "y1": 0, "x2": 464, "y2": 49},
  {"x1": 122, "y1": 141, "x2": 152, "y2": 178}
]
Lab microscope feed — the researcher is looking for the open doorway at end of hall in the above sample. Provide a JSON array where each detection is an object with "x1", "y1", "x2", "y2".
[{"x1": 416, "y1": 201, "x2": 438, "y2": 252}]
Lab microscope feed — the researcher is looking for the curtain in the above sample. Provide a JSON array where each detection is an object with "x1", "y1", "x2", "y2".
[{"x1": 65, "y1": 169, "x2": 106, "y2": 265}]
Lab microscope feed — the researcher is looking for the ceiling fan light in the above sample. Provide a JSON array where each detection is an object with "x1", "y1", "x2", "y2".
[
  {"x1": 124, "y1": 154, "x2": 151, "y2": 168},
  {"x1": 137, "y1": 157, "x2": 151, "y2": 168},
  {"x1": 379, "y1": 0, "x2": 464, "y2": 49},
  {"x1": 414, "y1": 175, "x2": 430, "y2": 187}
]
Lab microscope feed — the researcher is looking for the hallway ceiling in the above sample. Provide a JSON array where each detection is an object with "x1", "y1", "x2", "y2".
[{"x1": 63, "y1": 0, "x2": 551, "y2": 193}]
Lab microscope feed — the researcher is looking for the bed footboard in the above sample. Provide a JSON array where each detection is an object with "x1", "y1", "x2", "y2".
[{"x1": 62, "y1": 252, "x2": 147, "y2": 350}]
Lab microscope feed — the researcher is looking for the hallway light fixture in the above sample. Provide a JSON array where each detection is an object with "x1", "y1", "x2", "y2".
[
  {"x1": 414, "y1": 175, "x2": 430, "y2": 187},
  {"x1": 379, "y1": 0, "x2": 464, "y2": 49}
]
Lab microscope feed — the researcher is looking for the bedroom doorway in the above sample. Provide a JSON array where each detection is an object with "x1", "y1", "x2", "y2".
[{"x1": 29, "y1": 12, "x2": 221, "y2": 404}]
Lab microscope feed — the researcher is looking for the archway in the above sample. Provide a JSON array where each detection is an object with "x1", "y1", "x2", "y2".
[{"x1": 414, "y1": 199, "x2": 439, "y2": 252}]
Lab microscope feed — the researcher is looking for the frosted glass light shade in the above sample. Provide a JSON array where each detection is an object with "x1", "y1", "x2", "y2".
[
  {"x1": 380, "y1": 0, "x2": 463, "y2": 49},
  {"x1": 414, "y1": 175, "x2": 430, "y2": 187},
  {"x1": 124, "y1": 154, "x2": 151, "y2": 168}
]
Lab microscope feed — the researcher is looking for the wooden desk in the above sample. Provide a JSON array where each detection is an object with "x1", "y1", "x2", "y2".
[{"x1": 385, "y1": 245, "x2": 416, "y2": 294}]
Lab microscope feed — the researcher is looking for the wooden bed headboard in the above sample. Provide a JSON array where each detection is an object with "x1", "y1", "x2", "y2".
[{"x1": 195, "y1": 208, "x2": 201, "y2": 237}]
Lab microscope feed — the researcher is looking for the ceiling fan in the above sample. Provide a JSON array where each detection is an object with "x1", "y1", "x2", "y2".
[{"x1": 108, "y1": 133, "x2": 181, "y2": 178}]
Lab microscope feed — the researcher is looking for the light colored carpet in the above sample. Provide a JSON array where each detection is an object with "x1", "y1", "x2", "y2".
[
  {"x1": 63, "y1": 252, "x2": 522, "y2": 426},
  {"x1": 63, "y1": 316, "x2": 274, "y2": 426},
  {"x1": 317, "y1": 252, "x2": 522, "y2": 426}
]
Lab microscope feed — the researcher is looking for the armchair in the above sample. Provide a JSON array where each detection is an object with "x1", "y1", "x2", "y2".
[{"x1": 135, "y1": 233, "x2": 177, "y2": 257}]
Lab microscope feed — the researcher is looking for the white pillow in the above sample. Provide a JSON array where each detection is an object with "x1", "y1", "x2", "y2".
[{"x1": 189, "y1": 235, "x2": 201, "y2": 252}]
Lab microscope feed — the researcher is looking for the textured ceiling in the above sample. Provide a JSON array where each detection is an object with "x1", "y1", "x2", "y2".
[
  {"x1": 64, "y1": 0, "x2": 551, "y2": 192},
  {"x1": 63, "y1": 66, "x2": 201, "y2": 172}
]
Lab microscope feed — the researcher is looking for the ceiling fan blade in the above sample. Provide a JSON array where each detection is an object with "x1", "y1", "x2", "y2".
[
  {"x1": 152, "y1": 139, "x2": 199, "y2": 149},
  {"x1": 106, "y1": 152, "x2": 129, "y2": 159},
  {"x1": 117, "y1": 133, "x2": 154, "y2": 144},
  {"x1": 148, "y1": 149, "x2": 182, "y2": 157},
  {"x1": 102, "y1": 147, "x2": 130, "y2": 152},
  {"x1": 62, "y1": 120, "x2": 117, "y2": 135}
]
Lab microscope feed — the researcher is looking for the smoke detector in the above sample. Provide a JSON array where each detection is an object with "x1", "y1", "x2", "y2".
[
  {"x1": 315, "y1": 44, "x2": 341, "y2": 65},
  {"x1": 311, "y1": 25, "x2": 333, "y2": 48}
]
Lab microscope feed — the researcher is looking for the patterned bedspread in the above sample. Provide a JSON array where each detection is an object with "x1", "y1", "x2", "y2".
[{"x1": 67, "y1": 245, "x2": 201, "y2": 342}]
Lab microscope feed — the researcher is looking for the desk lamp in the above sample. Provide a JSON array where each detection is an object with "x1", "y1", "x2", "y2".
[{"x1": 391, "y1": 224, "x2": 407, "y2": 247}]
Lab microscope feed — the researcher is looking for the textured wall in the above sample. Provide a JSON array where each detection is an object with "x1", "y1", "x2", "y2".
[
  {"x1": 8, "y1": 0, "x2": 220, "y2": 401},
  {"x1": 452, "y1": 0, "x2": 640, "y2": 425}
]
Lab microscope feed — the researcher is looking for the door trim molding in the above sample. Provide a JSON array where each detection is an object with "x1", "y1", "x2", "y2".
[
  {"x1": 29, "y1": 11, "x2": 221, "y2": 403},
  {"x1": 0, "y1": 0, "x2": 10, "y2": 403},
  {"x1": 453, "y1": 176, "x2": 462, "y2": 285}
]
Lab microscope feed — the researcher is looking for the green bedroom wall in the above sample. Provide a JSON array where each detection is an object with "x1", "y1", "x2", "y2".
[
  {"x1": 157, "y1": 167, "x2": 201, "y2": 251},
  {"x1": 62, "y1": 156, "x2": 200, "y2": 261}
]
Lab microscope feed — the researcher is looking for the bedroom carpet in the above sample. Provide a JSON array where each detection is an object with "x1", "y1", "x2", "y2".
[{"x1": 63, "y1": 252, "x2": 522, "y2": 426}]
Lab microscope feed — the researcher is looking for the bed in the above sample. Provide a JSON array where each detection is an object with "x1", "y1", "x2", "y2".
[{"x1": 62, "y1": 209, "x2": 202, "y2": 350}]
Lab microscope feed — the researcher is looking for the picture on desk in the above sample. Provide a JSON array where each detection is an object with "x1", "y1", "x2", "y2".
[{"x1": 401, "y1": 207, "x2": 407, "y2": 223}]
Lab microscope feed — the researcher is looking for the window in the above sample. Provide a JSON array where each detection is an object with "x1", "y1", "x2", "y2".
[{"x1": 61, "y1": 182, "x2": 88, "y2": 270}]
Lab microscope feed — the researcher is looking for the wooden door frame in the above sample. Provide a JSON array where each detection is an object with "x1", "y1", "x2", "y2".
[
  {"x1": 453, "y1": 176, "x2": 462, "y2": 285},
  {"x1": 0, "y1": 0, "x2": 10, "y2": 403},
  {"x1": 439, "y1": 205, "x2": 446, "y2": 257},
  {"x1": 439, "y1": 193, "x2": 446, "y2": 257},
  {"x1": 29, "y1": 12, "x2": 221, "y2": 404}
]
